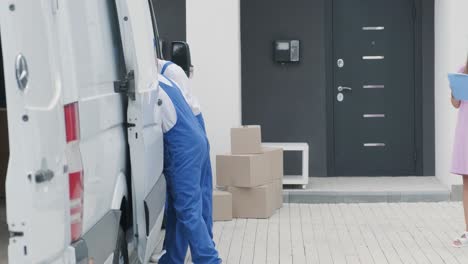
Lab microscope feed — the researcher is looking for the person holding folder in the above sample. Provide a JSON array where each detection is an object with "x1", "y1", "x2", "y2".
[{"x1": 451, "y1": 55, "x2": 468, "y2": 247}]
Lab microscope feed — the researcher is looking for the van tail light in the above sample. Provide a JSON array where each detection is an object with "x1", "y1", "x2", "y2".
[
  {"x1": 69, "y1": 171, "x2": 83, "y2": 242},
  {"x1": 64, "y1": 103, "x2": 84, "y2": 242}
]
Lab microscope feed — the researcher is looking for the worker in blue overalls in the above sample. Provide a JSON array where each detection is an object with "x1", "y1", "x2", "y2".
[
  {"x1": 154, "y1": 64, "x2": 220, "y2": 264},
  {"x1": 157, "y1": 59, "x2": 215, "y2": 240}
]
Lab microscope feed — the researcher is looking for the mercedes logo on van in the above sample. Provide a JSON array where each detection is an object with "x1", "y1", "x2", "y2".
[{"x1": 15, "y1": 54, "x2": 29, "y2": 91}]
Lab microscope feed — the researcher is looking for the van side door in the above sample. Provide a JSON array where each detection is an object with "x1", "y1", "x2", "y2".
[{"x1": 113, "y1": 0, "x2": 166, "y2": 262}]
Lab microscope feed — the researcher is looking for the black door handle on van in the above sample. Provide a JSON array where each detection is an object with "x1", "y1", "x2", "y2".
[{"x1": 35, "y1": 169, "x2": 54, "y2": 183}]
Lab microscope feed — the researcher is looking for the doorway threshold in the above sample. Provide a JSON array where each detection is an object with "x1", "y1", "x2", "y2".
[{"x1": 283, "y1": 176, "x2": 452, "y2": 204}]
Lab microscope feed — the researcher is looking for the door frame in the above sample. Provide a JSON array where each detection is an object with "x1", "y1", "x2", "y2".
[{"x1": 325, "y1": 0, "x2": 435, "y2": 176}]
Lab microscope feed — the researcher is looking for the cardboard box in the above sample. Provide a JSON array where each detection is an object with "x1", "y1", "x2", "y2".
[
  {"x1": 216, "y1": 153, "x2": 269, "y2": 188},
  {"x1": 231, "y1": 126, "x2": 262, "y2": 154},
  {"x1": 274, "y1": 179, "x2": 283, "y2": 209},
  {"x1": 213, "y1": 190, "x2": 232, "y2": 221},
  {"x1": 229, "y1": 182, "x2": 276, "y2": 219},
  {"x1": 263, "y1": 147, "x2": 284, "y2": 181}
]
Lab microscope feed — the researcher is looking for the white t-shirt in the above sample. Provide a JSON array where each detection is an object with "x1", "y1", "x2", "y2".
[
  {"x1": 157, "y1": 59, "x2": 202, "y2": 116},
  {"x1": 158, "y1": 74, "x2": 177, "y2": 133}
]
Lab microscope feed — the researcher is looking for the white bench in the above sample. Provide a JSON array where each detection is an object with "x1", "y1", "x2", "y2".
[{"x1": 262, "y1": 142, "x2": 309, "y2": 189}]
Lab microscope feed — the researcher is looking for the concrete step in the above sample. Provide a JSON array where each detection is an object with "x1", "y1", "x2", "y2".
[{"x1": 283, "y1": 176, "x2": 453, "y2": 204}]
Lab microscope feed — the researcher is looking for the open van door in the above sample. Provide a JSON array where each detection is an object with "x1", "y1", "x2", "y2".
[
  {"x1": 113, "y1": 0, "x2": 166, "y2": 262},
  {"x1": 0, "y1": 2, "x2": 75, "y2": 263}
]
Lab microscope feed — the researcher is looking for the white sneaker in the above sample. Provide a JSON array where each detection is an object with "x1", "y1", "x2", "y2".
[{"x1": 149, "y1": 250, "x2": 166, "y2": 263}]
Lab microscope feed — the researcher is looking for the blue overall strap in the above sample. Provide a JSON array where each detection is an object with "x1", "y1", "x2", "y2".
[
  {"x1": 161, "y1": 61, "x2": 175, "y2": 75},
  {"x1": 161, "y1": 75, "x2": 194, "y2": 115},
  {"x1": 164, "y1": 75, "x2": 206, "y2": 134}
]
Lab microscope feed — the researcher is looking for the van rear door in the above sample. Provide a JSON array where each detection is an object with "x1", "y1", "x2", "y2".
[
  {"x1": 0, "y1": 2, "x2": 74, "y2": 263},
  {"x1": 113, "y1": 0, "x2": 166, "y2": 262}
]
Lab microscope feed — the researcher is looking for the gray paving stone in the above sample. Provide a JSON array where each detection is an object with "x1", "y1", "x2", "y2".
[
  {"x1": 283, "y1": 189, "x2": 451, "y2": 204},
  {"x1": 288, "y1": 191, "x2": 339, "y2": 204},
  {"x1": 341, "y1": 192, "x2": 389, "y2": 203},
  {"x1": 283, "y1": 177, "x2": 452, "y2": 204},
  {"x1": 451, "y1": 184, "x2": 463, "y2": 201},
  {"x1": 387, "y1": 191, "x2": 402, "y2": 203},
  {"x1": 399, "y1": 191, "x2": 450, "y2": 203},
  {"x1": 212, "y1": 202, "x2": 468, "y2": 264}
]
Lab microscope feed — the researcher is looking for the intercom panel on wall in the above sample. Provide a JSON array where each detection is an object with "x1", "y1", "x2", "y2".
[{"x1": 274, "y1": 40, "x2": 300, "y2": 63}]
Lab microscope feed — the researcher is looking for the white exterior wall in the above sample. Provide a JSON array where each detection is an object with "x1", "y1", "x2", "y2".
[
  {"x1": 435, "y1": 0, "x2": 468, "y2": 187},
  {"x1": 187, "y1": 1, "x2": 468, "y2": 187},
  {"x1": 186, "y1": 1, "x2": 242, "y2": 184}
]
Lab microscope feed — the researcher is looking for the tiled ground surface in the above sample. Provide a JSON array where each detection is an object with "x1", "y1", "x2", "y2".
[
  {"x1": 212, "y1": 203, "x2": 468, "y2": 264},
  {"x1": 2, "y1": 202, "x2": 468, "y2": 263}
]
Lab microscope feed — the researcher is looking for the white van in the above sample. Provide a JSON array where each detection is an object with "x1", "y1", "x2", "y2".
[{"x1": 0, "y1": 0, "x2": 189, "y2": 263}]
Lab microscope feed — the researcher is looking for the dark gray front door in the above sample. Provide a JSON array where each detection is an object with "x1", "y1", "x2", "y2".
[{"x1": 333, "y1": 0, "x2": 416, "y2": 176}]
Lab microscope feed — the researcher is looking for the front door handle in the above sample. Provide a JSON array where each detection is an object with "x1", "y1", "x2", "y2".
[{"x1": 338, "y1": 86, "x2": 352, "y2": 92}]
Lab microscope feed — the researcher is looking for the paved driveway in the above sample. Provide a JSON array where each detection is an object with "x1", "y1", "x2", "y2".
[
  {"x1": 2, "y1": 202, "x2": 468, "y2": 263},
  {"x1": 213, "y1": 203, "x2": 468, "y2": 264}
]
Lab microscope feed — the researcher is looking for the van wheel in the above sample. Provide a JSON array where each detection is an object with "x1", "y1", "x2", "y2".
[{"x1": 113, "y1": 227, "x2": 129, "y2": 264}]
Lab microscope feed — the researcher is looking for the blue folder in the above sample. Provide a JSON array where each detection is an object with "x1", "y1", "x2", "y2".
[{"x1": 449, "y1": 73, "x2": 468, "y2": 101}]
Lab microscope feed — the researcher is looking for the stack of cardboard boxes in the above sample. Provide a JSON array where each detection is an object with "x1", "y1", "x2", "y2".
[{"x1": 214, "y1": 126, "x2": 283, "y2": 219}]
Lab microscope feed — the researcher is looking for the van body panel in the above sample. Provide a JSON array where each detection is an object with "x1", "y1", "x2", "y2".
[
  {"x1": 78, "y1": 91, "x2": 126, "y2": 234},
  {"x1": 144, "y1": 175, "x2": 166, "y2": 236},
  {"x1": 2, "y1": 0, "x2": 165, "y2": 262},
  {"x1": 104, "y1": 255, "x2": 115, "y2": 264},
  {"x1": 78, "y1": 94, "x2": 126, "y2": 141},
  {"x1": 81, "y1": 210, "x2": 121, "y2": 264},
  {"x1": 79, "y1": 122, "x2": 127, "y2": 232},
  {"x1": 111, "y1": 172, "x2": 129, "y2": 211},
  {"x1": 114, "y1": 0, "x2": 165, "y2": 261},
  {"x1": 55, "y1": 0, "x2": 126, "y2": 104},
  {"x1": 54, "y1": 0, "x2": 129, "y2": 234},
  {"x1": 53, "y1": 0, "x2": 128, "y2": 237},
  {"x1": 0, "y1": 1, "x2": 71, "y2": 262},
  {"x1": 143, "y1": 210, "x2": 165, "y2": 263}
]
